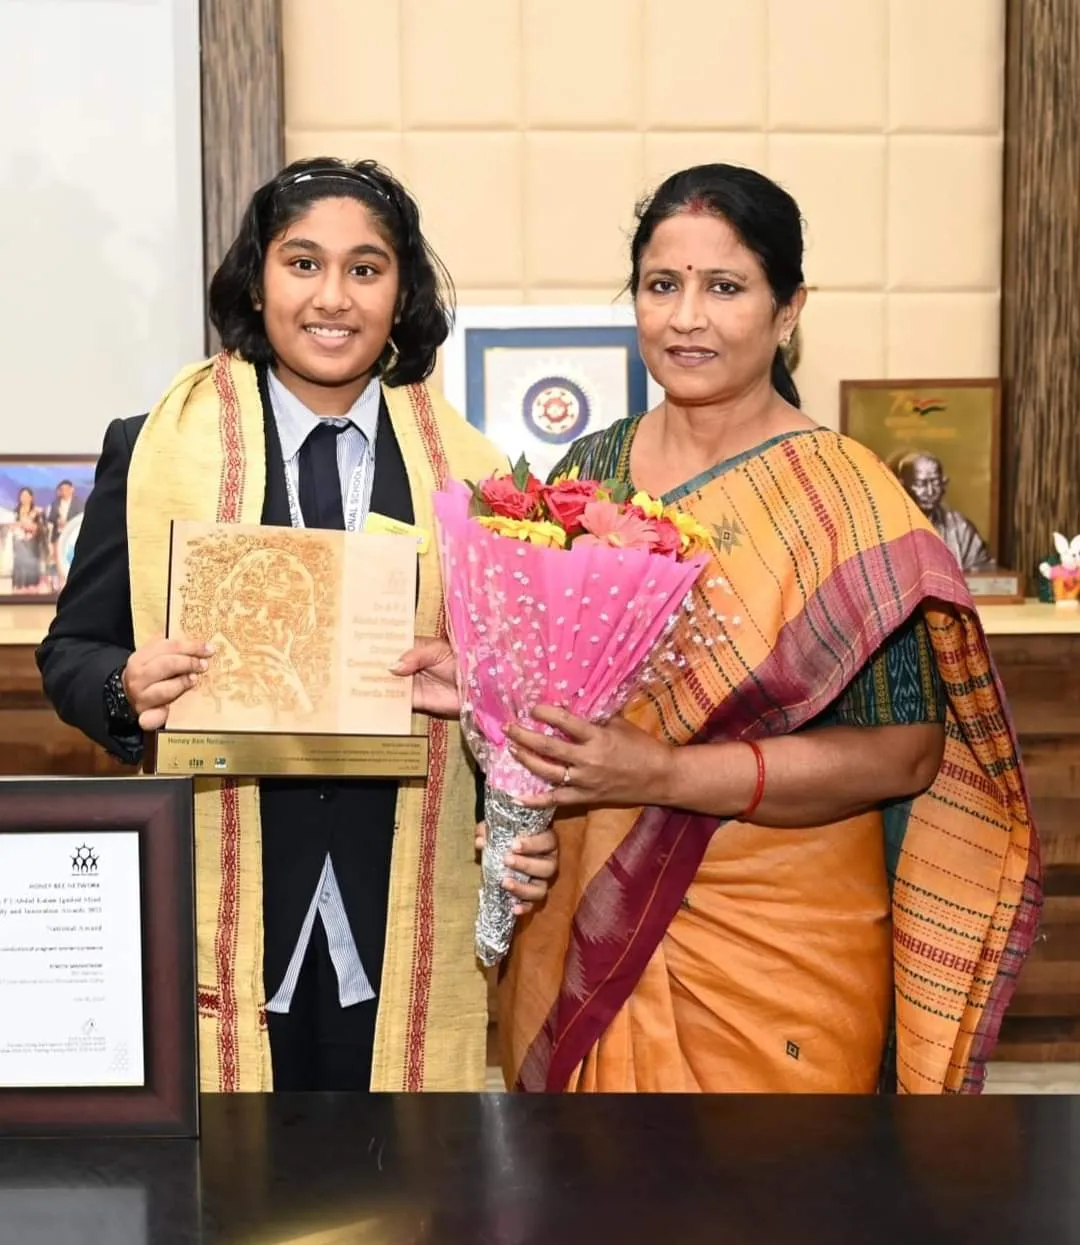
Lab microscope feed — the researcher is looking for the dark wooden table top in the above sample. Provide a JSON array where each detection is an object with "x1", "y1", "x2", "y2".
[{"x1": 0, "y1": 1092, "x2": 1077, "y2": 1244}]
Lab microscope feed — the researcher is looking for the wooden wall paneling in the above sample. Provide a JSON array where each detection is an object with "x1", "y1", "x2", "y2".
[
  {"x1": 989, "y1": 632, "x2": 1080, "y2": 1060},
  {"x1": 1001, "y1": 0, "x2": 1080, "y2": 588},
  {"x1": 990, "y1": 635, "x2": 1080, "y2": 738},
  {"x1": 200, "y1": 0, "x2": 285, "y2": 351}
]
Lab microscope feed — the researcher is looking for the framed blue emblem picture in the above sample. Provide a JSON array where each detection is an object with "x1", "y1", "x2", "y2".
[{"x1": 443, "y1": 307, "x2": 659, "y2": 480}]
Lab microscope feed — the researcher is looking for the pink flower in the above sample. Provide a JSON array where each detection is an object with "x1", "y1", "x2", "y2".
[
  {"x1": 542, "y1": 478, "x2": 600, "y2": 533},
  {"x1": 574, "y1": 501, "x2": 659, "y2": 552}
]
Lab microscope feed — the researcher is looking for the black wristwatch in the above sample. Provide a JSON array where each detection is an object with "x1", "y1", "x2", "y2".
[{"x1": 103, "y1": 666, "x2": 139, "y2": 735}]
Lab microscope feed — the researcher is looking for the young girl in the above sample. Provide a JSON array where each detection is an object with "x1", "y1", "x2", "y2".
[{"x1": 38, "y1": 158, "x2": 557, "y2": 1093}]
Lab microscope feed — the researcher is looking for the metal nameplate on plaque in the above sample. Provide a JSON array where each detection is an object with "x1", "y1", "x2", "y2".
[
  {"x1": 965, "y1": 569, "x2": 1025, "y2": 604},
  {"x1": 151, "y1": 732, "x2": 429, "y2": 778}
]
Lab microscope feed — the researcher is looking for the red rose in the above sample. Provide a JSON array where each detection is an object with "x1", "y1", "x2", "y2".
[
  {"x1": 480, "y1": 473, "x2": 542, "y2": 520},
  {"x1": 542, "y1": 479, "x2": 600, "y2": 532},
  {"x1": 647, "y1": 517, "x2": 682, "y2": 558}
]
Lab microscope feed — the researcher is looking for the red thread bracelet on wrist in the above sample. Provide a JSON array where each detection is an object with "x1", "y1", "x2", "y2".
[{"x1": 738, "y1": 741, "x2": 766, "y2": 820}]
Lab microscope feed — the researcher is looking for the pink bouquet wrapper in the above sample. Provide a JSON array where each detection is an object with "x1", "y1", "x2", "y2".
[{"x1": 434, "y1": 481, "x2": 722, "y2": 966}]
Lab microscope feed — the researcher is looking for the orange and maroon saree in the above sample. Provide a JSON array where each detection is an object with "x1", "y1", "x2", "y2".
[{"x1": 499, "y1": 423, "x2": 1040, "y2": 1094}]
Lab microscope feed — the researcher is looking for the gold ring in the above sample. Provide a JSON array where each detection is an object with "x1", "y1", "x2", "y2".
[{"x1": 561, "y1": 765, "x2": 572, "y2": 787}]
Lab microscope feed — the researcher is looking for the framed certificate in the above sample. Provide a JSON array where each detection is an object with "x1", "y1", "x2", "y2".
[{"x1": 0, "y1": 777, "x2": 197, "y2": 1137}]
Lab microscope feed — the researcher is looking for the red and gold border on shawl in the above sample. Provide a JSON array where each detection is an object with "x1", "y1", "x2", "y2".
[
  {"x1": 405, "y1": 382, "x2": 451, "y2": 490},
  {"x1": 213, "y1": 780, "x2": 241, "y2": 1091},
  {"x1": 198, "y1": 985, "x2": 267, "y2": 1025},
  {"x1": 401, "y1": 382, "x2": 451, "y2": 1089},
  {"x1": 207, "y1": 353, "x2": 247, "y2": 1092},
  {"x1": 404, "y1": 721, "x2": 449, "y2": 1089},
  {"x1": 520, "y1": 531, "x2": 1034, "y2": 1091},
  {"x1": 212, "y1": 352, "x2": 246, "y2": 524}
]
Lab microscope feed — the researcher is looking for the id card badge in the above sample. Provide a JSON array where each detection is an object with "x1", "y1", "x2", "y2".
[{"x1": 364, "y1": 511, "x2": 430, "y2": 554}]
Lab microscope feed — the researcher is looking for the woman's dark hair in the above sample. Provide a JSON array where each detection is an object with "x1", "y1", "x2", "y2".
[
  {"x1": 629, "y1": 164, "x2": 805, "y2": 408},
  {"x1": 208, "y1": 157, "x2": 453, "y2": 386}
]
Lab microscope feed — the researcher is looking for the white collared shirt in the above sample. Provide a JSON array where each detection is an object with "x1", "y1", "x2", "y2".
[
  {"x1": 268, "y1": 367, "x2": 381, "y2": 531},
  {"x1": 263, "y1": 368, "x2": 381, "y2": 1015}
]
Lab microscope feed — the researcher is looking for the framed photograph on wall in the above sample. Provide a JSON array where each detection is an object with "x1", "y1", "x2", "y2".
[
  {"x1": 839, "y1": 379, "x2": 1022, "y2": 601},
  {"x1": 0, "y1": 455, "x2": 98, "y2": 605},
  {"x1": 443, "y1": 307, "x2": 661, "y2": 482}
]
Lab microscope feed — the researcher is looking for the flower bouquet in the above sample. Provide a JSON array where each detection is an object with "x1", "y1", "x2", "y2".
[{"x1": 433, "y1": 456, "x2": 727, "y2": 966}]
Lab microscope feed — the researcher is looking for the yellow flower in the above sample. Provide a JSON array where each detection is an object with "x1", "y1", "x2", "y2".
[
  {"x1": 630, "y1": 490, "x2": 664, "y2": 519},
  {"x1": 549, "y1": 464, "x2": 581, "y2": 485},
  {"x1": 522, "y1": 520, "x2": 569, "y2": 548},
  {"x1": 666, "y1": 509, "x2": 715, "y2": 556},
  {"x1": 477, "y1": 515, "x2": 568, "y2": 548}
]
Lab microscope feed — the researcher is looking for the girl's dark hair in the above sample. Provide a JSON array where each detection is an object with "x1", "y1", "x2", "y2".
[
  {"x1": 629, "y1": 164, "x2": 805, "y2": 408},
  {"x1": 208, "y1": 157, "x2": 453, "y2": 387}
]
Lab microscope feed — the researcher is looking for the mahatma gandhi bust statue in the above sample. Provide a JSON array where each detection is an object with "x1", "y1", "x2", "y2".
[{"x1": 895, "y1": 452, "x2": 994, "y2": 574}]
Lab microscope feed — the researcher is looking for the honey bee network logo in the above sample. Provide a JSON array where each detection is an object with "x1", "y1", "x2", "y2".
[{"x1": 71, "y1": 843, "x2": 99, "y2": 875}]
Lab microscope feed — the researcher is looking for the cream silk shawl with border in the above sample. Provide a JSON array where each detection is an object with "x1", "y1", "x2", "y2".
[{"x1": 126, "y1": 352, "x2": 505, "y2": 1091}]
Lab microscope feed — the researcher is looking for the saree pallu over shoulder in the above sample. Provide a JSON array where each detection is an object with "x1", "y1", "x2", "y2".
[
  {"x1": 127, "y1": 352, "x2": 506, "y2": 1092},
  {"x1": 502, "y1": 429, "x2": 1040, "y2": 1095}
]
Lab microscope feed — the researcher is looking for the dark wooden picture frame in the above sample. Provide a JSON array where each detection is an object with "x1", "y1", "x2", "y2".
[
  {"x1": 840, "y1": 378, "x2": 1004, "y2": 562},
  {"x1": 0, "y1": 456, "x2": 99, "y2": 606},
  {"x1": 0, "y1": 778, "x2": 197, "y2": 1138},
  {"x1": 839, "y1": 378, "x2": 1023, "y2": 600}
]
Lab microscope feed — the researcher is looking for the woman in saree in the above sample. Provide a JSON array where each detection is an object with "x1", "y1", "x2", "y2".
[
  {"x1": 402, "y1": 163, "x2": 1040, "y2": 1094},
  {"x1": 11, "y1": 487, "x2": 46, "y2": 591}
]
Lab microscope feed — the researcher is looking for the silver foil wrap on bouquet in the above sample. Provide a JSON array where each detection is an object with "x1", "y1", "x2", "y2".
[{"x1": 476, "y1": 782, "x2": 555, "y2": 968}]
